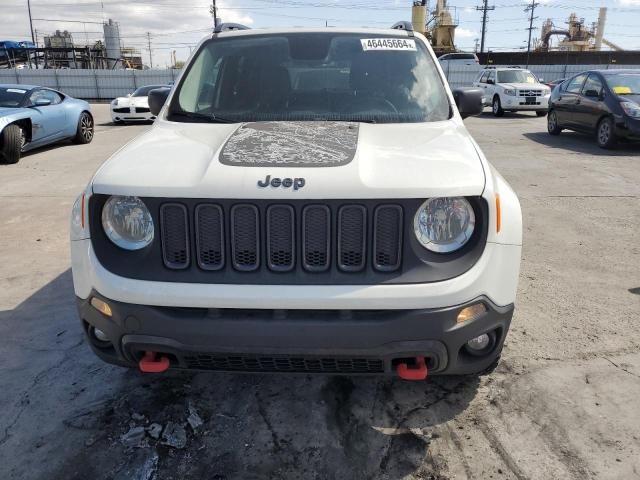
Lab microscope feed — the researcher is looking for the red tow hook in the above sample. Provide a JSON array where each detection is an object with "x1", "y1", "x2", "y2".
[
  {"x1": 139, "y1": 351, "x2": 170, "y2": 373},
  {"x1": 396, "y1": 356, "x2": 428, "y2": 381}
]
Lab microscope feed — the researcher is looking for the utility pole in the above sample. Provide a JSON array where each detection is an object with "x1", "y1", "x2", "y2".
[
  {"x1": 476, "y1": 0, "x2": 495, "y2": 54},
  {"x1": 212, "y1": 0, "x2": 218, "y2": 28},
  {"x1": 525, "y1": 0, "x2": 539, "y2": 68},
  {"x1": 146, "y1": 32, "x2": 153, "y2": 69},
  {"x1": 474, "y1": 38, "x2": 480, "y2": 53},
  {"x1": 27, "y1": 0, "x2": 36, "y2": 45}
]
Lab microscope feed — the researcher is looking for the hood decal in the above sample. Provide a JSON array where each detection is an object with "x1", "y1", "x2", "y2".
[{"x1": 220, "y1": 121, "x2": 358, "y2": 168}]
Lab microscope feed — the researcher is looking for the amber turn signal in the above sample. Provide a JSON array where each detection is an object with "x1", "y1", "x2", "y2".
[
  {"x1": 90, "y1": 297, "x2": 113, "y2": 317},
  {"x1": 457, "y1": 303, "x2": 487, "y2": 324}
]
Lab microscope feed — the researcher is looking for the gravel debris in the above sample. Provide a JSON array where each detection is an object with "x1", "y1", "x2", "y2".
[
  {"x1": 146, "y1": 423, "x2": 163, "y2": 440},
  {"x1": 161, "y1": 422, "x2": 187, "y2": 449},
  {"x1": 120, "y1": 426, "x2": 147, "y2": 448}
]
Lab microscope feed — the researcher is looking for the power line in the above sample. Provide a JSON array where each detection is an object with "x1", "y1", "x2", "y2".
[{"x1": 476, "y1": 0, "x2": 495, "y2": 54}]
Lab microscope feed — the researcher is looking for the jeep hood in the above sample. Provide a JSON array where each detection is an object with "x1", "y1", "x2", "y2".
[{"x1": 92, "y1": 120, "x2": 486, "y2": 199}]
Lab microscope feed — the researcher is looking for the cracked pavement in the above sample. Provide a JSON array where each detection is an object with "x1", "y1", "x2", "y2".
[{"x1": 0, "y1": 106, "x2": 639, "y2": 479}]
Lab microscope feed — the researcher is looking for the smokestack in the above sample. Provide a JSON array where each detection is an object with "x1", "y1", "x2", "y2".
[
  {"x1": 411, "y1": 2, "x2": 427, "y2": 34},
  {"x1": 595, "y1": 7, "x2": 606, "y2": 51}
]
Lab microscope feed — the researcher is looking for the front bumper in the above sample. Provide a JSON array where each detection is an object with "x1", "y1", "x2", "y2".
[
  {"x1": 615, "y1": 115, "x2": 640, "y2": 141},
  {"x1": 78, "y1": 291, "x2": 514, "y2": 376},
  {"x1": 502, "y1": 95, "x2": 550, "y2": 111},
  {"x1": 110, "y1": 108, "x2": 155, "y2": 122}
]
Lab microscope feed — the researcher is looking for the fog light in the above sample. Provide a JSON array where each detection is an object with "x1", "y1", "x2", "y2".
[
  {"x1": 467, "y1": 333, "x2": 490, "y2": 351},
  {"x1": 93, "y1": 328, "x2": 109, "y2": 342},
  {"x1": 90, "y1": 297, "x2": 112, "y2": 317},
  {"x1": 457, "y1": 303, "x2": 487, "y2": 324}
]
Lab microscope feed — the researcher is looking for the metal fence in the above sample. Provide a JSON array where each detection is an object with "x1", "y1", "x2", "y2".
[
  {"x1": 1, "y1": 64, "x2": 639, "y2": 100},
  {"x1": 441, "y1": 63, "x2": 640, "y2": 89},
  {"x1": 0, "y1": 69, "x2": 180, "y2": 100}
]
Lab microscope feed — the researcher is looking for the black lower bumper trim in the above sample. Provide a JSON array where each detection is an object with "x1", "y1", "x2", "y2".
[{"x1": 77, "y1": 291, "x2": 514, "y2": 376}]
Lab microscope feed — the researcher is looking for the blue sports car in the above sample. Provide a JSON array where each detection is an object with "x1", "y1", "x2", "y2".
[{"x1": 0, "y1": 84, "x2": 94, "y2": 164}]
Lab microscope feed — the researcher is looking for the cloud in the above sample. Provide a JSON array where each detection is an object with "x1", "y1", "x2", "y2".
[
  {"x1": 456, "y1": 27, "x2": 478, "y2": 39},
  {"x1": 618, "y1": 0, "x2": 640, "y2": 5}
]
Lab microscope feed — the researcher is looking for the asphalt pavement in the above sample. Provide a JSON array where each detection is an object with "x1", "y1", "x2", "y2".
[{"x1": 0, "y1": 105, "x2": 639, "y2": 480}]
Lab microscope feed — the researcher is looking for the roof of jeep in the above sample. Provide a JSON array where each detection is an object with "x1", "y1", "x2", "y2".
[{"x1": 212, "y1": 27, "x2": 418, "y2": 38}]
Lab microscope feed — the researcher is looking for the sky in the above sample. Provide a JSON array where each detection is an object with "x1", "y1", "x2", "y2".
[{"x1": 1, "y1": 0, "x2": 639, "y2": 67}]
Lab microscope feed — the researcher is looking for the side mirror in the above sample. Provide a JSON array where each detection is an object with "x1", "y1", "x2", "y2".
[
  {"x1": 486, "y1": 78, "x2": 495, "y2": 85},
  {"x1": 538, "y1": 77, "x2": 545, "y2": 83},
  {"x1": 452, "y1": 88, "x2": 484, "y2": 119},
  {"x1": 148, "y1": 87, "x2": 171, "y2": 116},
  {"x1": 584, "y1": 89, "x2": 600, "y2": 98},
  {"x1": 33, "y1": 98, "x2": 52, "y2": 107}
]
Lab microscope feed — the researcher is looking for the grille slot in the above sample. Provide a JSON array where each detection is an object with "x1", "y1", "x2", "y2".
[
  {"x1": 302, "y1": 205, "x2": 331, "y2": 272},
  {"x1": 373, "y1": 205, "x2": 403, "y2": 272},
  {"x1": 230, "y1": 204, "x2": 260, "y2": 271},
  {"x1": 182, "y1": 353, "x2": 385, "y2": 373},
  {"x1": 160, "y1": 203, "x2": 190, "y2": 269},
  {"x1": 195, "y1": 204, "x2": 224, "y2": 271},
  {"x1": 338, "y1": 205, "x2": 367, "y2": 272},
  {"x1": 266, "y1": 205, "x2": 295, "y2": 272}
]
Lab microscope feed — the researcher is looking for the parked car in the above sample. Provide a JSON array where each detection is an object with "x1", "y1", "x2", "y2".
[
  {"x1": 547, "y1": 69, "x2": 640, "y2": 149},
  {"x1": 71, "y1": 23, "x2": 522, "y2": 380},
  {"x1": 110, "y1": 85, "x2": 167, "y2": 123},
  {"x1": 0, "y1": 84, "x2": 93, "y2": 164},
  {"x1": 544, "y1": 78, "x2": 565, "y2": 90},
  {"x1": 438, "y1": 52, "x2": 479, "y2": 67},
  {"x1": 474, "y1": 66, "x2": 551, "y2": 117}
]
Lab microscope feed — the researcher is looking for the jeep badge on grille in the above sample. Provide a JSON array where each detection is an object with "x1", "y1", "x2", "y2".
[{"x1": 258, "y1": 175, "x2": 305, "y2": 191}]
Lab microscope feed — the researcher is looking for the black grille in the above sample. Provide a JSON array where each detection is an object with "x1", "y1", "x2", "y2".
[
  {"x1": 182, "y1": 354, "x2": 385, "y2": 373},
  {"x1": 112, "y1": 107, "x2": 129, "y2": 113},
  {"x1": 338, "y1": 205, "x2": 367, "y2": 272},
  {"x1": 231, "y1": 204, "x2": 260, "y2": 271},
  {"x1": 266, "y1": 205, "x2": 295, "y2": 272},
  {"x1": 195, "y1": 204, "x2": 224, "y2": 270},
  {"x1": 373, "y1": 205, "x2": 403, "y2": 271},
  {"x1": 135, "y1": 107, "x2": 150, "y2": 113},
  {"x1": 302, "y1": 205, "x2": 331, "y2": 272},
  {"x1": 157, "y1": 200, "x2": 406, "y2": 275},
  {"x1": 160, "y1": 204, "x2": 189, "y2": 269}
]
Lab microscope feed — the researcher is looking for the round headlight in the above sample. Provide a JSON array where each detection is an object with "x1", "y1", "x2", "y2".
[
  {"x1": 102, "y1": 196, "x2": 154, "y2": 250},
  {"x1": 414, "y1": 197, "x2": 475, "y2": 253}
]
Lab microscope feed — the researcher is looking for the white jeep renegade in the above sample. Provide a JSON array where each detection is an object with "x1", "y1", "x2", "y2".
[
  {"x1": 70, "y1": 23, "x2": 522, "y2": 379},
  {"x1": 474, "y1": 66, "x2": 551, "y2": 117}
]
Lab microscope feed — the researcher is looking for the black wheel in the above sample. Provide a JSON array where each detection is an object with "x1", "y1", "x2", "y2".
[
  {"x1": 492, "y1": 96, "x2": 504, "y2": 117},
  {"x1": 536, "y1": 110, "x2": 547, "y2": 117},
  {"x1": 74, "y1": 112, "x2": 94, "y2": 144},
  {"x1": 0, "y1": 124, "x2": 23, "y2": 164},
  {"x1": 547, "y1": 110, "x2": 562, "y2": 135},
  {"x1": 596, "y1": 117, "x2": 617, "y2": 149}
]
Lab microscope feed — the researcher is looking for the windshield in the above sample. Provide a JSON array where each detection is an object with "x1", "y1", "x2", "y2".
[
  {"x1": 132, "y1": 85, "x2": 166, "y2": 97},
  {"x1": 606, "y1": 73, "x2": 640, "y2": 95},
  {"x1": 171, "y1": 33, "x2": 450, "y2": 123},
  {"x1": 497, "y1": 70, "x2": 537, "y2": 84},
  {"x1": 0, "y1": 87, "x2": 28, "y2": 107}
]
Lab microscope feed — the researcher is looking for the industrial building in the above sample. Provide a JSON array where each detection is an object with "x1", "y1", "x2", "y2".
[{"x1": 1, "y1": 18, "x2": 144, "y2": 70}]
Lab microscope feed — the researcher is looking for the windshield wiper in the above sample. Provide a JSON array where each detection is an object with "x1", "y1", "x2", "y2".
[{"x1": 170, "y1": 111, "x2": 237, "y2": 123}]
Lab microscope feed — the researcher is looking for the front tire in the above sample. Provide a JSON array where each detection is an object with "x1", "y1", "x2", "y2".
[
  {"x1": 597, "y1": 117, "x2": 617, "y2": 149},
  {"x1": 74, "y1": 112, "x2": 94, "y2": 144},
  {"x1": 0, "y1": 124, "x2": 23, "y2": 164},
  {"x1": 547, "y1": 110, "x2": 562, "y2": 135},
  {"x1": 492, "y1": 96, "x2": 504, "y2": 117}
]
